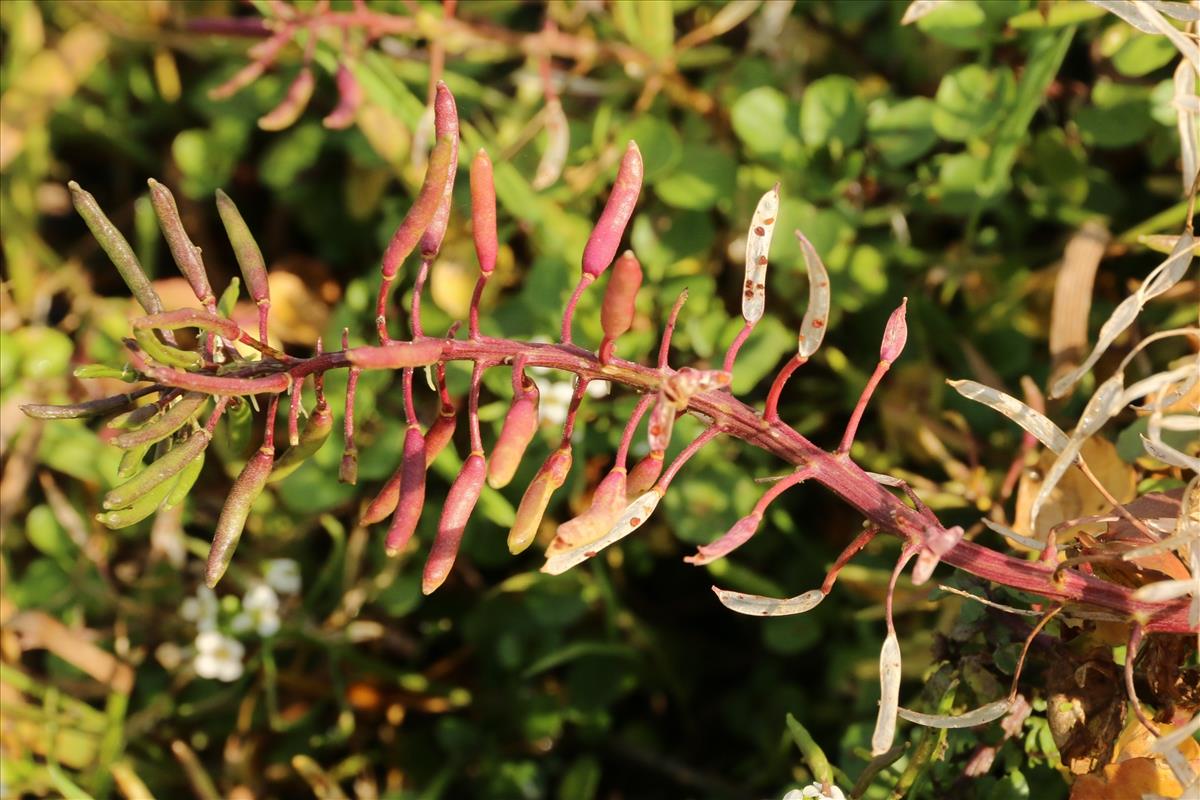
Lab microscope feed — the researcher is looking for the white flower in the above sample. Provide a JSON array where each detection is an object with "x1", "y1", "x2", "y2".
[
  {"x1": 262, "y1": 558, "x2": 302, "y2": 594},
  {"x1": 788, "y1": 782, "x2": 846, "y2": 800},
  {"x1": 585, "y1": 380, "x2": 611, "y2": 399},
  {"x1": 535, "y1": 378, "x2": 575, "y2": 427},
  {"x1": 193, "y1": 631, "x2": 245, "y2": 682},
  {"x1": 231, "y1": 582, "x2": 281, "y2": 637},
  {"x1": 180, "y1": 586, "x2": 219, "y2": 632}
]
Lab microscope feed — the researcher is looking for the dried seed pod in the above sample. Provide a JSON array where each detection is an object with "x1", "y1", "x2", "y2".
[
  {"x1": 508, "y1": 446, "x2": 572, "y2": 554},
  {"x1": 647, "y1": 395, "x2": 675, "y2": 453},
  {"x1": 625, "y1": 450, "x2": 664, "y2": 496},
  {"x1": 381, "y1": 134, "x2": 456, "y2": 280},
  {"x1": 386, "y1": 424, "x2": 428, "y2": 555},
  {"x1": 547, "y1": 467, "x2": 627, "y2": 555},
  {"x1": 323, "y1": 62, "x2": 363, "y2": 130},
  {"x1": 541, "y1": 488, "x2": 662, "y2": 575},
  {"x1": 21, "y1": 390, "x2": 151, "y2": 421},
  {"x1": 599, "y1": 251, "x2": 642, "y2": 363},
  {"x1": 684, "y1": 512, "x2": 762, "y2": 565},
  {"x1": 487, "y1": 378, "x2": 540, "y2": 489},
  {"x1": 112, "y1": 392, "x2": 208, "y2": 450},
  {"x1": 424, "y1": 406, "x2": 458, "y2": 467},
  {"x1": 871, "y1": 632, "x2": 902, "y2": 756},
  {"x1": 346, "y1": 341, "x2": 446, "y2": 369},
  {"x1": 796, "y1": 231, "x2": 831, "y2": 358},
  {"x1": 68, "y1": 181, "x2": 163, "y2": 315},
  {"x1": 215, "y1": 189, "x2": 269, "y2": 308},
  {"x1": 423, "y1": 452, "x2": 486, "y2": 594},
  {"x1": 419, "y1": 82, "x2": 459, "y2": 260},
  {"x1": 582, "y1": 141, "x2": 643, "y2": 277},
  {"x1": 470, "y1": 149, "x2": 498, "y2": 275},
  {"x1": 104, "y1": 430, "x2": 212, "y2": 510},
  {"x1": 269, "y1": 401, "x2": 334, "y2": 483},
  {"x1": 258, "y1": 67, "x2": 315, "y2": 131},
  {"x1": 147, "y1": 179, "x2": 215, "y2": 308},
  {"x1": 713, "y1": 587, "x2": 826, "y2": 617},
  {"x1": 206, "y1": 445, "x2": 274, "y2": 588},
  {"x1": 879, "y1": 297, "x2": 908, "y2": 364},
  {"x1": 741, "y1": 184, "x2": 780, "y2": 324}
]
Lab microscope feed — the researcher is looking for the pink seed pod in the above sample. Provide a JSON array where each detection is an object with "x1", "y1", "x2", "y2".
[
  {"x1": 487, "y1": 379, "x2": 540, "y2": 489},
  {"x1": 258, "y1": 67, "x2": 315, "y2": 131},
  {"x1": 206, "y1": 445, "x2": 274, "y2": 588},
  {"x1": 419, "y1": 82, "x2": 459, "y2": 260},
  {"x1": 323, "y1": 62, "x2": 363, "y2": 130},
  {"x1": 581, "y1": 141, "x2": 643, "y2": 277},
  {"x1": 647, "y1": 394, "x2": 675, "y2": 453},
  {"x1": 879, "y1": 297, "x2": 909, "y2": 364},
  {"x1": 684, "y1": 513, "x2": 763, "y2": 565},
  {"x1": 360, "y1": 465, "x2": 404, "y2": 526},
  {"x1": 424, "y1": 407, "x2": 458, "y2": 468},
  {"x1": 423, "y1": 451, "x2": 486, "y2": 594},
  {"x1": 547, "y1": 467, "x2": 627, "y2": 556},
  {"x1": 215, "y1": 189, "x2": 269, "y2": 307},
  {"x1": 625, "y1": 450, "x2": 664, "y2": 496},
  {"x1": 508, "y1": 446, "x2": 572, "y2": 554},
  {"x1": 347, "y1": 341, "x2": 446, "y2": 369},
  {"x1": 134, "y1": 308, "x2": 242, "y2": 341},
  {"x1": 470, "y1": 149, "x2": 498, "y2": 275},
  {"x1": 147, "y1": 180, "x2": 215, "y2": 309},
  {"x1": 599, "y1": 250, "x2": 642, "y2": 363},
  {"x1": 386, "y1": 424, "x2": 428, "y2": 555},
  {"x1": 381, "y1": 133, "x2": 456, "y2": 280}
]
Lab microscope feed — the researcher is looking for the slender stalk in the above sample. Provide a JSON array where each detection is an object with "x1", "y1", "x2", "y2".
[
  {"x1": 838, "y1": 359, "x2": 891, "y2": 455},
  {"x1": 763, "y1": 354, "x2": 806, "y2": 422}
]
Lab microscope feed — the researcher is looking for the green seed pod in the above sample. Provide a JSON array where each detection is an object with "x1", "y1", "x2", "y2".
[
  {"x1": 625, "y1": 450, "x2": 664, "y2": 497},
  {"x1": 134, "y1": 327, "x2": 202, "y2": 369},
  {"x1": 386, "y1": 425, "x2": 427, "y2": 555},
  {"x1": 68, "y1": 181, "x2": 164, "y2": 315},
  {"x1": 117, "y1": 442, "x2": 152, "y2": 479},
  {"x1": 507, "y1": 446, "x2": 572, "y2": 555},
  {"x1": 112, "y1": 392, "x2": 208, "y2": 450},
  {"x1": 423, "y1": 452, "x2": 486, "y2": 594},
  {"x1": 21, "y1": 388, "x2": 150, "y2": 420},
  {"x1": 104, "y1": 430, "x2": 211, "y2": 510},
  {"x1": 215, "y1": 189, "x2": 269, "y2": 307},
  {"x1": 73, "y1": 363, "x2": 136, "y2": 382},
  {"x1": 206, "y1": 445, "x2": 274, "y2": 588},
  {"x1": 95, "y1": 474, "x2": 175, "y2": 529},
  {"x1": 269, "y1": 401, "x2": 333, "y2": 483},
  {"x1": 487, "y1": 379, "x2": 539, "y2": 490},
  {"x1": 110, "y1": 399, "x2": 167, "y2": 430},
  {"x1": 162, "y1": 449, "x2": 206, "y2": 511},
  {"x1": 217, "y1": 277, "x2": 240, "y2": 318}
]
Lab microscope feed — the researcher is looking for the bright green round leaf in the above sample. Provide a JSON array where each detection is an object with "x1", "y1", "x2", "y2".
[
  {"x1": 731, "y1": 86, "x2": 791, "y2": 157},
  {"x1": 653, "y1": 143, "x2": 736, "y2": 210},
  {"x1": 933, "y1": 65, "x2": 1015, "y2": 142},
  {"x1": 15, "y1": 328, "x2": 73, "y2": 380},
  {"x1": 916, "y1": 0, "x2": 991, "y2": 50},
  {"x1": 620, "y1": 116, "x2": 682, "y2": 182},
  {"x1": 800, "y1": 75, "x2": 864, "y2": 152},
  {"x1": 867, "y1": 97, "x2": 937, "y2": 166},
  {"x1": 1111, "y1": 32, "x2": 1177, "y2": 78}
]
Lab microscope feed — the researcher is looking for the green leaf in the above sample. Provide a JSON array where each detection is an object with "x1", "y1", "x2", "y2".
[
  {"x1": 916, "y1": 0, "x2": 991, "y2": 49},
  {"x1": 26, "y1": 505, "x2": 73, "y2": 560},
  {"x1": 1109, "y1": 29, "x2": 1178, "y2": 78},
  {"x1": 727, "y1": 316, "x2": 793, "y2": 393},
  {"x1": 1075, "y1": 79, "x2": 1153, "y2": 148},
  {"x1": 932, "y1": 65, "x2": 1015, "y2": 142},
  {"x1": 801, "y1": 76, "x2": 864, "y2": 152},
  {"x1": 867, "y1": 97, "x2": 937, "y2": 166},
  {"x1": 557, "y1": 757, "x2": 601, "y2": 800},
  {"x1": 731, "y1": 86, "x2": 792, "y2": 157},
  {"x1": 621, "y1": 116, "x2": 682, "y2": 182},
  {"x1": 260, "y1": 123, "x2": 325, "y2": 189},
  {"x1": 653, "y1": 143, "x2": 736, "y2": 210}
]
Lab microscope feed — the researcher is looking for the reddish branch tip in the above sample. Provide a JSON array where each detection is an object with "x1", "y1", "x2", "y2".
[
  {"x1": 879, "y1": 297, "x2": 909, "y2": 364},
  {"x1": 581, "y1": 141, "x2": 643, "y2": 277}
]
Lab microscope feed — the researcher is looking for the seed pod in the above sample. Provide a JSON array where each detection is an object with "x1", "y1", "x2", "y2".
[
  {"x1": 386, "y1": 424, "x2": 428, "y2": 554},
  {"x1": 134, "y1": 308, "x2": 242, "y2": 340},
  {"x1": 542, "y1": 488, "x2": 662, "y2": 575},
  {"x1": 269, "y1": 400, "x2": 333, "y2": 482},
  {"x1": 423, "y1": 452, "x2": 486, "y2": 594},
  {"x1": 258, "y1": 67, "x2": 315, "y2": 131},
  {"x1": 68, "y1": 181, "x2": 163, "y2": 315},
  {"x1": 647, "y1": 395, "x2": 675, "y2": 453},
  {"x1": 361, "y1": 465, "x2": 404, "y2": 526},
  {"x1": 206, "y1": 445, "x2": 274, "y2": 588},
  {"x1": 419, "y1": 82, "x2": 459, "y2": 260},
  {"x1": 104, "y1": 430, "x2": 211, "y2": 510},
  {"x1": 487, "y1": 379, "x2": 540, "y2": 489},
  {"x1": 110, "y1": 401, "x2": 163, "y2": 430},
  {"x1": 21, "y1": 389, "x2": 149, "y2": 421},
  {"x1": 95, "y1": 473, "x2": 175, "y2": 529},
  {"x1": 323, "y1": 62, "x2": 363, "y2": 130},
  {"x1": 879, "y1": 297, "x2": 908, "y2": 364},
  {"x1": 162, "y1": 449, "x2": 206, "y2": 511},
  {"x1": 684, "y1": 512, "x2": 762, "y2": 565},
  {"x1": 871, "y1": 632, "x2": 902, "y2": 756},
  {"x1": 223, "y1": 397, "x2": 255, "y2": 460},
  {"x1": 118, "y1": 443, "x2": 152, "y2": 479},
  {"x1": 547, "y1": 467, "x2": 627, "y2": 555},
  {"x1": 148, "y1": 179, "x2": 215, "y2": 308},
  {"x1": 508, "y1": 446, "x2": 572, "y2": 554},
  {"x1": 381, "y1": 134, "x2": 456, "y2": 280},
  {"x1": 741, "y1": 184, "x2": 780, "y2": 324},
  {"x1": 112, "y1": 392, "x2": 208, "y2": 449},
  {"x1": 582, "y1": 141, "x2": 643, "y2": 277},
  {"x1": 470, "y1": 149, "x2": 498, "y2": 275},
  {"x1": 796, "y1": 231, "x2": 831, "y2": 358},
  {"x1": 215, "y1": 189, "x2": 269, "y2": 308},
  {"x1": 424, "y1": 407, "x2": 458, "y2": 467},
  {"x1": 599, "y1": 251, "x2": 642, "y2": 362},
  {"x1": 346, "y1": 341, "x2": 446, "y2": 369},
  {"x1": 134, "y1": 327, "x2": 202, "y2": 369},
  {"x1": 625, "y1": 450, "x2": 664, "y2": 496}
]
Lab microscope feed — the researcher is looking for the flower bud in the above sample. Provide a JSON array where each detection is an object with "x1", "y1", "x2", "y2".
[
  {"x1": 625, "y1": 450, "x2": 664, "y2": 496},
  {"x1": 599, "y1": 251, "x2": 642, "y2": 362},
  {"x1": 258, "y1": 67, "x2": 315, "y2": 131},
  {"x1": 423, "y1": 452, "x2": 486, "y2": 594},
  {"x1": 508, "y1": 446, "x2": 572, "y2": 554},
  {"x1": 206, "y1": 445, "x2": 274, "y2": 588},
  {"x1": 386, "y1": 424, "x2": 428, "y2": 555},
  {"x1": 879, "y1": 297, "x2": 908, "y2": 364},
  {"x1": 582, "y1": 141, "x2": 643, "y2": 277},
  {"x1": 684, "y1": 513, "x2": 762, "y2": 565},
  {"x1": 487, "y1": 380, "x2": 540, "y2": 489},
  {"x1": 470, "y1": 149, "x2": 498, "y2": 275}
]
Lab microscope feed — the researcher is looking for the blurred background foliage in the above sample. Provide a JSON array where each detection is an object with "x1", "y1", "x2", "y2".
[{"x1": 1, "y1": 1, "x2": 1196, "y2": 798}]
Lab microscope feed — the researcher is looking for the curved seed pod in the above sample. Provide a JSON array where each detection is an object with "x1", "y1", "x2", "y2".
[
  {"x1": 470, "y1": 149, "x2": 498, "y2": 275},
  {"x1": 206, "y1": 445, "x2": 274, "y2": 588},
  {"x1": 95, "y1": 473, "x2": 175, "y2": 529},
  {"x1": 647, "y1": 395, "x2": 675, "y2": 453},
  {"x1": 110, "y1": 401, "x2": 164, "y2": 430},
  {"x1": 215, "y1": 189, "x2": 269, "y2": 307},
  {"x1": 361, "y1": 465, "x2": 405, "y2": 526},
  {"x1": 898, "y1": 699, "x2": 1012, "y2": 730},
  {"x1": 68, "y1": 181, "x2": 163, "y2": 315},
  {"x1": 134, "y1": 327, "x2": 202, "y2": 369},
  {"x1": 147, "y1": 179, "x2": 215, "y2": 308},
  {"x1": 269, "y1": 401, "x2": 333, "y2": 483},
  {"x1": 258, "y1": 67, "x2": 315, "y2": 131},
  {"x1": 879, "y1": 297, "x2": 908, "y2": 363},
  {"x1": 795, "y1": 231, "x2": 831, "y2": 358},
  {"x1": 871, "y1": 632, "x2": 903, "y2": 756},
  {"x1": 712, "y1": 587, "x2": 826, "y2": 617},
  {"x1": 600, "y1": 251, "x2": 642, "y2": 362},
  {"x1": 346, "y1": 341, "x2": 446, "y2": 369},
  {"x1": 112, "y1": 392, "x2": 208, "y2": 449},
  {"x1": 547, "y1": 467, "x2": 627, "y2": 555},
  {"x1": 684, "y1": 512, "x2": 763, "y2": 565},
  {"x1": 423, "y1": 452, "x2": 486, "y2": 594},
  {"x1": 322, "y1": 62, "x2": 363, "y2": 130},
  {"x1": 582, "y1": 141, "x2": 643, "y2": 277},
  {"x1": 104, "y1": 430, "x2": 211, "y2": 510},
  {"x1": 381, "y1": 134, "x2": 456, "y2": 280},
  {"x1": 424, "y1": 407, "x2": 458, "y2": 467},
  {"x1": 386, "y1": 424, "x2": 427, "y2": 555},
  {"x1": 741, "y1": 184, "x2": 779, "y2": 324},
  {"x1": 487, "y1": 379, "x2": 540, "y2": 489},
  {"x1": 118, "y1": 443, "x2": 152, "y2": 479},
  {"x1": 419, "y1": 82, "x2": 459, "y2": 260},
  {"x1": 162, "y1": 449, "x2": 206, "y2": 511},
  {"x1": 508, "y1": 446, "x2": 572, "y2": 554},
  {"x1": 21, "y1": 389, "x2": 151, "y2": 420},
  {"x1": 626, "y1": 450, "x2": 664, "y2": 496},
  {"x1": 532, "y1": 97, "x2": 568, "y2": 190},
  {"x1": 541, "y1": 488, "x2": 662, "y2": 575}
]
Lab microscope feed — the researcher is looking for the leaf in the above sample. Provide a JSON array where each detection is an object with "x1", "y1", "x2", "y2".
[
  {"x1": 731, "y1": 86, "x2": 791, "y2": 157},
  {"x1": 867, "y1": 97, "x2": 937, "y2": 166},
  {"x1": 653, "y1": 143, "x2": 736, "y2": 211},
  {"x1": 711, "y1": 586, "x2": 825, "y2": 616},
  {"x1": 915, "y1": 0, "x2": 990, "y2": 50},
  {"x1": 800, "y1": 76, "x2": 864, "y2": 152},
  {"x1": 897, "y1": 698, "x2": 1011, "y2": 729},
  {"x1": 932, "y1": 65, "x2": 1015, "y2": 142}
]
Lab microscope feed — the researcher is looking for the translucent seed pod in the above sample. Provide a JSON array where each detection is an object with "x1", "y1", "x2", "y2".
[
  {"x1": 741, "y1": 184, "x2": 780, "y2": 324},
  {"x1": 532, "y1": 97, "x2": 568, "y2": 190},
  {"x1": 796, "y1": 231, "x2": 831, "y2": 358},
  {"x1": 871, "y1": 632, "x2": 903, "y2": 756},
  {"x1": 582, "y1": 141, "x2": 643, "y2": 277},
  {"x1": 599, "y1": 251, "x2": 642, "y2": 363},
  {"x1": 684, "y1": 512, "x2": 763, "y2": 565},
  {"x1": 423, "y1": 452, "x2": 487, "y2": 594},
  {"x1": 647, "y1": 394, "x2": 675, "y2": 454},
  {"x1": 258, "y1": 67, "x2": 315, "y2": 131},
  {"x1": 487, "y1": 378, "x2": 540, "y2": 489},
  {"x1": 626, "y1": 450, "x2": 664, "y2": 496},
  {"x1": 547, "y1": 467, "x2": 627, "y2": 555},
  {"x1": 386, "y1": 424, "x2": 428, "y2": 555},
  {"x1": 508, "y1": 446, "x2": 572, "y2": 554},
  {"x1": 206, "y1": 445, "x2": 274, "y2": 588}
]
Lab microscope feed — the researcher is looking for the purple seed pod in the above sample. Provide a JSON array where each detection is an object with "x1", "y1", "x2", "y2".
[
  {"x1": 68, "y1": 181, "x2": 164, "y2": 315},
  {"x1": 147, "y1": 179, "x2": 215, "y2": 309},
  {"x1": 386, "y1": 424, "x2": 428, "y2": 555},
  {"x1": 508, "y1": 446, "x2": 572, "y2": 554},
  {"x1": 258, "y1": 67, "x2": 315, "y2": 131},
  {"x1": 581, "y1": 141, "x2": 643, "y2": 277},
  {"x1": 419, "y1": 82, "x2": 459, "y2": 260},
  {"x1": 423, "y1": 451, "x2": 486, "y2": 594},
  {"x1": 21, "y1": 387, "x2": 156, "y2": 421},
  {"x1": 879, "y1": 297, "x2": 909, "y2": 364},
  {"x1": 323, "y1": 62, "x2": 363, "y2": 130},
  {"x1": 547, "y1": 467, "x2": 627, "y2": 556},
  {"x1": 361, "y1": 465, "x2": 404, "y2": 526},
  {"x1": 487, "y1": 378, "x2": 540, "y2": 489},
  {"x1": 470, "y1": 149, "x2": 498, "y2": 276},
  {"x1": 625, "y1": 450, "x2": 664, "y2": 496},
  {"x1": 599, "y1": 250, "x2": 642, "y2": 362},
  {"x1": 347, "y1": 341, "x2": 446, "y2": 369},
  {"x1": 684, "y1": 513, "x2": 763, "y2": 565},
  {"x1": 424, "y1": 407, "x2": 458, "y2": 468},
  {"x1": 380, "y1": 134, "x2": 456, "y2": 280},
  {"x1": 647, "y1": 394, "x2": 675, "y2": 453},
  {"x1": 215, "y1": 189, "x2": 270, "y2": 308},
  {"x1": 206, "y1": 445, "x2": 274, "y2": 588}
]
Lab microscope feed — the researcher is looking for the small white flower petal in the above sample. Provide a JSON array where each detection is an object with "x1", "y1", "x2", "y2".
[{"x1": 263, "y1": 558, "x2": 302, "y2": 594}]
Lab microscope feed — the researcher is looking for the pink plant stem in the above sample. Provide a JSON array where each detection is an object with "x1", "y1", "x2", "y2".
[
  {"x1": 615, "y1": 394, "x2": 655, "y2": 469},
  {"x1": 411, "y1": 259, "x2": 432, "y2": 339},
  {"x1": 885, "y1": 546, "x2": 917, "y2": 637},
  {"x1": 204, "y1": 397, "x2": 231, "y2": 436},
  {"x1": 722, "y1": 321, "x2": 754, "y2": 374},
  {"x1": 763, "y1": 354, "x2": 807, "y2": 422},
  {"x1": 342, "y1": 329, "x2": 360, "y2": 481},
  {"x1": 655, "y1": 426, "x2": 721, "y2": 491},
  {"x1": 752, "y1": 467, "x2": 812, "y2": 516},
  {"x1": 659, "y1": 290, "x2": 688, "y2": 369},
  {"x1": 263, "y1": 394, "x2": 281, "y2": 450},
  {"x1": 838, "y1": 359, "x2": 891, "y2": 455},
  {"x1": 287, "y1": 378, "x2": 303, "y2": 446},
  {"x1": 468, "y1": 361, "x2": 484, "y2": 454},
  {"x1": 468, "y1": 274, "x2": 489, "y2": 340},
  {"x1": 822, "y1": 526, "x2": 880, "y2": 594},
  {"x1": 560, "y1": 275, "x2": 595, "y2": 344},
  {"x1": 559, "y1": 378, "x2": 590, "y2": 443},
  {"x1": 402, "y1": 368, "x2": 418, "y2": 425}
]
